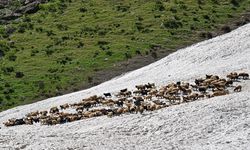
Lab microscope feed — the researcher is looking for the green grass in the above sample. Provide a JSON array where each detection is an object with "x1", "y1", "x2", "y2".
[{"x1": 0, "y1": 0, "x2": 250, "y2": 111}]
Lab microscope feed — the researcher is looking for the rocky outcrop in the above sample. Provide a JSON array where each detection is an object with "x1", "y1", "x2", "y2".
[{"x1": 0, "y1": 0, "x2": 47, "y2": 23}]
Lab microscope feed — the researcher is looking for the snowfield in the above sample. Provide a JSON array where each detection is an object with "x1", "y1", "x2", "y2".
[{"x1": 1, "y1": 23, "x2": 250, "y2": 149}]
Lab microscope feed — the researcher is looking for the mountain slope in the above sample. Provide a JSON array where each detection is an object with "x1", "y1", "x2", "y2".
[{"x1": 0, "y1": 22, "x2": 250, "y2": 149}]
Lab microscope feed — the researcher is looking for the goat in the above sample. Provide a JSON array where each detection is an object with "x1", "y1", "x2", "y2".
[
  {"x1": 238, "y1": 72, "x2": 249, "y2": 79},
  {"x1": 103, "y1": 93, "x2": 112, "y2": 97},
  {"x1": 234, "y1": 85, "x2": 242, "y2": 92}
]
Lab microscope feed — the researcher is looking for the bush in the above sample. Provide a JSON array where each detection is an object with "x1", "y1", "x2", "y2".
[
  {"x1": 3, "y1": 88, "x2": 14, "y2": 94},
  {"x1": 135, "y1": 22, "x2": 144, "y2": 31},
  {"x1": 0, "y1": 50, "x2": 4, "y2": 58},
  {"x1": 135, "y1": 50, "x2": 141, "y2": 55},
  {"x1": 77, "y1": 41, "x2": 84, "y2": 48},
  {"x1": 56, "y1": 24, "x2": 68, "y2": 31},
  {"x1": 193, "y1": 17, "x2": 199, "y2": 21},
  {"x1": 98, "y1": 30, "x2": 108, "y2": 36},
  {"x1": 35, "y1": 81, "x2": 45, "y2": 90},
  {"x1": 93, "y1": 51, "x2": 99, "y2": 58},
  {"x1": 97, "y1": 41, "x2": 109, "y2": 45},
  {"x1": 105, "y1": 51, "x2": 113, "y2": 56},
  {"x1": 170, "y1": 7, "x2": 177, "y2": 13},
  {"x1": 197, "y1": 0, "x2": 205, "y2": 5},
  {"x1": 45, "y1": 48, "x2": 55, "y2": 56},
  {"x1": 18, "y1": 26, "x2": 26, "y2": 33},
  {"x1": 221, "y1": 25, "x2": 231, "y2": 33},
  {"x1": 35, "y1": 27, "x2": 43, "y2": 33},
  {"x1": 154, "y1": 1, "x2": 165, "y2": 11},
  {"x1": 1, "y1": 67, "x2": 14, "y2": 75},
  {"x1": 231, "y1": 0, "x2": 239, "y2": 7},
  {"x1": 0, "y1": 42, "x2": 10, "y2": 56},
  {"x1": 151, "y1": 51, "x2": 158, "y2": 59},
  {"x1": 8, "y1": 55, "x2": 17, "y2": 61},
  {"x1": 203, "y1": 15, "x2": 210, "y2": 20},
  {"x1": 124, "y1": 52, "x2": 132, "y2": 59},
  {"x1": 31, "y1": 49, "x2": 39, "y2": 56},
  {"x1": 79, "y1": 7, "x2": 87, "y2": 13},
  {"x1": 87, "y1": 76, "x2": 93, "y2": 83},
  {"x1": 116, "y1": 5, "x2": 130, "y2": 12},
  {"x1": 163, "y1": 19, "x2": 182, "y2": 29},
  {"x1": 46, "y1": 30, "x2": 55, "y2": 36},
  {"x1": 15, "y1": 72, "x2": 24, "y2": 78},
  {"x1": 56, "y1": 56, "x2": 72, "y2": 65},
  {"x1": 211, "y1": 0, "x2": 219, "y2": 4},
  {"x1": 199, "y1": 32, "x2": 213, "y2": 39}
]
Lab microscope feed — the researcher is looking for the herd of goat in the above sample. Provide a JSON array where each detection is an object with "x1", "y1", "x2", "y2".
[{"x1": 3, "y1": 72, "x2": 249, "y2": 127}]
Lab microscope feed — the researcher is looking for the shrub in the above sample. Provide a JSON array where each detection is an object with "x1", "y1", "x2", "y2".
[
  {"x1": 56, "y1": 56, "x2": 72, "y2": 65},
  {"x1": 3, "y1": 88, "x2": 14, "y2": 94},
  {"x1": 124, "y1": 52, "x2": 132, "y2": 59},
  {"x1": 8, "y1": 55, "x2": 17, "y2": 61},
  {"x1": 97, "y1": 41, "x2": 109, "y2": 45},
  {"x1": 211, "y1": 0, "x2": 219, "y2": 4},
  {"x1": 0, "y1": 50, "x2": 4, "y2": 58},
  {"x1": 45, "y1": 48, "x2": 55, "y2": 56},
  {"x1": 56, "y1": 24, "x2": 68, "y2": 31},
  {"x1": 197, "y1": 0, "x2": 204, "y2": 5},
  {"x1": 46, "y1": 30, "x2": 55, "y2": 36},
  {"x1": 203, "y1": 15, "x2": 210, "y2": 20},
  {"x1": 193, "y1": 17, "x2": 199, "y2": 21},
  {"x1": 77, "y1": 41, "x2": 84, "y2": 48},
  {"x1": 0, "y1": 97, "x2": 3, "y2": 104},
  {"x1": 87, "y1": 76, "x2": 93, "y2": 83},
  {"x1": 35, "y1": 81, "x2": 45, "y2": 90},
  {"x1": 1, "y1": 67, "x2": 14, "y2": 75},
  {"x1": 154, "y1": 1, "x2": 165, "y2": 11},
  {"x1": 151, "y1": 51, "x2": 158, "y2": 59},
  {"x1": 221, "y1": 25, "x2": 231, "y2": 33},
  {"x1": 163, "y1": 19, "x2": 182, "y2": 29},
  {"x1": 79, "y1": 7, "x2": 87, "y2": 13},
  {"x1": 106, "y1": 51, "x2": 113, "y2": 56},
  {"x1": 116, "y1": 5, "x2": 130, "y2": 12},
  {"x1": 135, "y1": 22, "x2": 144, "y2": 31},
  {"x1": 15, "y1": 72, "x2": 24, "y2": 78},
  {"x1": 23, "y1": 16, "x2": 31, "y2": 22},
  {"x1": 135, "y1": 50, "x2": 141, "y2": 55},
  {"x1": 35, "y1": 27, "x2": 43, "y2": 33},
  {"x1": 98, "y1": 30, "x2": 108, "y2": 36},
  {"x1": 199, "y1": 32, "x2": 213, "y2": 39},
  {"x1": 18, "y1": 26, "x2": 25, "y2": 33},
  {"x1": 231, "y1": 0, "x2": 239, "y2": 7},
  {"x1": 31, "y1": 49, "x2": 39, "y2": 56},
  {"x1": 170, "y1": 7, "x2": 177, "y2": 13}
]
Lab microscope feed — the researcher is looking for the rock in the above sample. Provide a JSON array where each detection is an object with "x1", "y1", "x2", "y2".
[
  {"x1": 0, "y1": 0, "x2": 48, "y2": 23},
  {"x1": 0, "y1": 5, "x2": 5, "y2": 9},
  {"x1": 16, "y1": 1, "x2": 40, "y2": 14},
  {"x1": 0, "y1": 0, "x2": 10, "y2": 6},
  {"x1": 1, "y1": 13, "x2": 22, "y2": 20}
]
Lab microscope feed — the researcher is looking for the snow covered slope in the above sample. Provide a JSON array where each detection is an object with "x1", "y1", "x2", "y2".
[{"x1": 0, "y1": 23, "x2": 250, "y2": 149}]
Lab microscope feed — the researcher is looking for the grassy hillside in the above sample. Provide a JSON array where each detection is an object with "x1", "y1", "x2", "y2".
[{"x1": 0, "y1": 0, "x2": 250, "y2": 111}]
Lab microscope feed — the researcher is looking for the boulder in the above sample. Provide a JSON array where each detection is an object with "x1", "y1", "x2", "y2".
[{"x1": 16, "y1": 1, "x2": 40, "y2": 14}]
